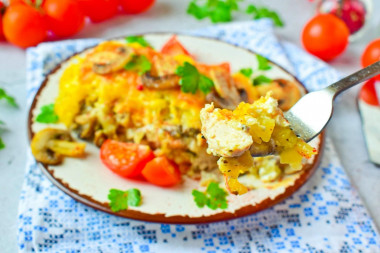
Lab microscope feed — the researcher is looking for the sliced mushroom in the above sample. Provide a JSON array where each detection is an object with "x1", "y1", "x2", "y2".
[
  {"x1": 141, "y1": 72, "x2": 180, "y2": 90},
  {"x1": 31, "y1": 128, "x2": 86, "y2": 165},
  {"x1": 88, "y1": 45, "x2": 133, "y2": 75},
  {"x1": 206, "y1": 89, "x2": 248, "y2": 110}
]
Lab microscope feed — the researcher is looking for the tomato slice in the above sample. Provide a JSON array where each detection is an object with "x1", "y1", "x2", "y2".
[
  {"x1": 359, "y1": 79, "x2": 379, "y2": 106},
  {"x1": 100, "y1": 140, "x2": 155, "y2": 178},
  {"x1": 161, "y1": 35, "x2": 191, "y2": 56},
  {"x1": 141, "y1": 157, "x2": 182, "y2": 187}
]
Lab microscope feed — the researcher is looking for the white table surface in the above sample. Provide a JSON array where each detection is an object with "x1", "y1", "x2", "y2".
[{"x1": 1, "y1": 0, "x2": 379, "y2": 252}]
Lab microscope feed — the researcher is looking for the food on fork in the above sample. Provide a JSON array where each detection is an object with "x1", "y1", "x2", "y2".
[{"x1": 200, "y1": 93, "x2": 317, "y2": 195}]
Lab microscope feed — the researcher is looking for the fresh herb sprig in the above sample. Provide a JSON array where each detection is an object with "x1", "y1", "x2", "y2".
[
  {"x1": 256, "y1": 54, "x2": 271, "y2": 70},
  {"x1": 36, "y1": 104, "x2": 59, "y2": 123},
  {"x1": 125, "y1": 36, "x2": 152, "y2": 48},
  {"x1": 253, "y1": 75, "x2": 272, "y2": 86},
  {"x1": 0, "y1": 88, "x2": 17, "y2": 107},
  {"x1": 0, "y1": 120, "x2": 5, "y2": 150},
  {"x1": 124, "y1": 55, "x2": 152, "y2": 75},
  {"x1": 192, "y1": 182, "x2": 228, "y2": 210},
  {"x1": 187, "y1": 0, "x2": 242, "y2": 23},
  {"x1": 176, "y1": 62, "x2": 214, "y2": 94},
  {"x1": 239, "y1": 68, "x2": 253, "y2": 78},
  {"x1": 108, "y1": 188, "x2": 142, "y2": 212},
  {"x1": 246, "y1": 4, "x2": 284, "y2": 27}
]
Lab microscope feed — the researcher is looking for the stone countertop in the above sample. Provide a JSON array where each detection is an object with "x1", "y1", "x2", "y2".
[{"x1": 0, "y1": 0, "x2": 379, "y2": 252}]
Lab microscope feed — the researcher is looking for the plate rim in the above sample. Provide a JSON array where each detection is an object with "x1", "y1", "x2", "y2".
[{"x1": 27, "y1": 32, "x2": 325, "y2": 224}]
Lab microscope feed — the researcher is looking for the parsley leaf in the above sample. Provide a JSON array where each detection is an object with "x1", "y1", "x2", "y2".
[
  {"x1": 246, "y1": 4, "x2": 284, "y2": 27},
  {"x1": 125, "y1": 36, "x2": 152, "y2": 48},
  {"x1": 256, "y1": 54, "x2": 271, "y2": 70},
  {"x1": 36, "y1": 104, "x2": 59, "y2": 123},
  {"x1": 192, "y1": 182, "x2": 228, "y2": 210},
  {"x1": 239, "y1": 68, "x2": 253, "y2": 78},
  {"x1": 253, "y1": 75, "x2": 272, "y2": 86},
  {"x1": 124, "y1": 55, "x2": 152, "y2": 75},
  {"x1": 0, "y1": 88, "x2": 17, "y2": 107},
  {"x1": 108, "y1": 188, "x2": 142, "y2": 212},
  {"x1": 176, "y1": 62, "x2": 214, "y2": 95},
  {"x1": 0, "y1": 137, "x2": 4, "y2": 150},
  {"x1": 187, "y1": 0, "x2": 241, "y2": 23}
]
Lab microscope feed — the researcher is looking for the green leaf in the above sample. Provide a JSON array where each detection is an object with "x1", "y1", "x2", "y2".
[
  {"x1": 256, "y1": 54, "x2": 271, "y2": 71},
  {"x1": 246, "y1": 4, "x2": 284, "y2": 27},
  {"x1": 239, "y1": 68, "x2": 253, "y2": 78},
  {"x1": 36, "y1": 104, "x2": 59, "y2": 123},
  {"x1": 0, "y1": 88, "x2": 17, "y2": 107},
  {"x1": 124, "y1": 55, "x2": 152, "y2": 75},
  {"x1": 108, "y1": 188, "x2": 142, "y2": 212},
  {"x1": 0, "y1": 136, "x2": 4, "y2": 150},
  {"x1": 176, "y1": 62, "x2": 214, "y2": 95},
  {"x1": 192, "y1": 190, "x2": 208, "y2": 208},
  {"x1": 192, "y1": 182, "x2": 228, "y2": 210},
  {"x1": 253, "y1": 75, "x2": 272, "y2": 86},
  {"x1": 186, "y1": 0, "x2": 241, "y2": 23},
  {"x1": 125, "y1": 36, "x2": 152, "y2": 48},
  {"x1": 127, "y1": 188, "x2": 142, "y2": 207}
]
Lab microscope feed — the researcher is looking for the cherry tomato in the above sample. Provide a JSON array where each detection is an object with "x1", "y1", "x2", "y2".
[
  {"x1": 77, "y1": 0, "x2": 119, "y2": 23},
  {"x1": 302, "y1": 14, "x2": 350, "y2": 61},
  {"x1": 100, "y1": 140, "x2": 155, "y2": 178},
  {"x1": 0, "y1": 2, "x2": 5, "y2": 40},
  {"x1": 43, "y1": 0, "x2": 85, "y2": 38},
  {"x1": 359, "y1": 79, "x2": 379, "y2": 106},
  {"x1": 361, "y1": 39, "x2": 380, "y2": 81},
  {"x1": 119, "y1": 0, "x2": 155, "y2": 14},
  {"x1": 141, "y1": 157, "x2": 181, "y2": 187},
  {"x1": 161, "y1": 35, "x2": 191, "y2": 56},
  {"x1": 3, "y1": 4, "x2": 47, "y2": 48}
]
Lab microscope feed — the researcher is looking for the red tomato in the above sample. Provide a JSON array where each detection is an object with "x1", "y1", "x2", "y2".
[
  {"x1": 302, "y1": 14, "x2": 350, "y2": 61},
  {"x1": 77, "y1": 0, "x2": 118, "y2": 23},
  {"x1": 141, "y1": 157, "x2": 182, "y2": 187},
  {"x1": 361, "y1": 39, "x2": 380, "y2": 81},
  {"x1": 359, "y1": 79, "x2": 379, "y2": 106},
  {"x1": 43, "y1": 0, "x2": 85, "y2": 38},
  {"x1": 0, "y1": 2, "x2": 5, "y2": 40},
  {"x1": 3, "y1": 4, "x2": 47, "y2": 48},
  {"x1": 161, "y1": 35, "x2": 191, "y2": 56},
  {"x1": 119, "y1": 0, "x2": 155, "y2": 14},
  {"x1": 100, "y1": 140, "x2": 155, "y2": 178}
]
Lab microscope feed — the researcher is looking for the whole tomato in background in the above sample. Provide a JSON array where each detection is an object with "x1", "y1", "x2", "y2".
[
  {"x1": 119, "y1": 0, "x2": 155, "y2": 14},
  {"x1": 42, "y1": 0, "x2": 85, "y2": 38},
  {"x1": 361, "y1": 39, "x2": 380, "y2": 81},
  {"x1": 0, "y1": 2, "x2": 5, "y2": 40},
  {"x1": 302, "y1": 14, "x2": 350, "y2": 61},
  {"x1": 359, "y1": 79, "x2": 379, "y2": 106},
  {"x1": 3, "y1": 3, "x2": 47, "y2": 48},
  {"x1": 77, "y1": 0, "x2": 119, "y2": 23}
]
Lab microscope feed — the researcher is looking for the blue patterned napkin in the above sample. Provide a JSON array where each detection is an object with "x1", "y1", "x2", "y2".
[{"x1": 19, "y1": 20, "x2": 380, "y2": 252}]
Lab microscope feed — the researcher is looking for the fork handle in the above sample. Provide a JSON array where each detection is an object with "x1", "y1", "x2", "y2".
[{"x1": 326, "y1": 60, "x2": 380, "y2": 98}]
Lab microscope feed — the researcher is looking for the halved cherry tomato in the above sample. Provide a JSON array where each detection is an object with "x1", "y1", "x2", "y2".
[
  {"x1": 361, "y1": 39, "x2": 380, "y2": 81},
  {"x1": 3, "y1": 4, "x2": 47, "y2": 48},
  {"x1": 161, "y1": 35, "x2": 191, "y2": 56},
  {"x1": 359, "y1": 79, "x2": 379, "y2": 106},
  {"x1": 141, "y1": 157, "x2": 181, "y2": 187},
  {"x1": 77, "y1": 0, "x2": 119, "y2": 23},
  {"x1": 100, "y1": 140, "x2": 155, "y2": 178},
  {"x1": 42, "y1": 0, "x2": 85, "y2": 38},
  {"x1": 302, "y1": 14, "x2": 349, "y2": 61},
  {"x1": 119, "y1": 0, "x2": 155, "y2": 14}
]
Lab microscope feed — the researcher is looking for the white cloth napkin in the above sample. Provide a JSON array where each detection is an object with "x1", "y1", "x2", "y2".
[{"x1": 19, "y1": 20, "x2": 380, "y2": 252}]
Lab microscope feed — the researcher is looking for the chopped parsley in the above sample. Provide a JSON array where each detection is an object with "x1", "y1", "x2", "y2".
[
  {"x1": 192, "y1": 182, "x2": 228, "y2": 210},
  {"x1": 253, "y1": 75, "x2": 272, "y2": 86},
  {"x1": 125, "y1": 36, "x2": 152, "y2": 48},
  {"x1": 124, "y1": 55, "x2": 152, "y2": 75},
  {"x1": 36, "y1": 104, "x2": 59, "y2": 123},
  {"x1": 0, "y1": 88, "x2": 17, "y2": 107},
  {"x1": 246, "y1": 4, "x2": 284, "y2": 27},
  {"x1": 176, "y1": 62, "x2": 214, "y2": 95},
  {"x1": 108, "y1": 188, "x2": 142, "y2": 212},
  {"x1": 239, "y1": 67, "x2": 253, "y2": 78},
  {"x1": 0, "y1": 137, "x2": 4, "y2": 150},
  {"x1": 187, "y1": 0, "x2": 241, "y2": 23},
  {"x1": 256, "y1": 54, "x2": 271, "y2": 71}
]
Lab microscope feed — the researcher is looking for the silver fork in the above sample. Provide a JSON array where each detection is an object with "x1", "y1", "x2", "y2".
[{"x1": 284, "y1": 61, "x2": 380, "y2": 142}]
